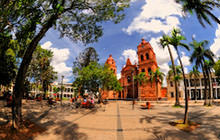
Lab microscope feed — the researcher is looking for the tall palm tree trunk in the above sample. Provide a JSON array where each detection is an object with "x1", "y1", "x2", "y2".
[
  {"x1": 209, "y1": 71, "x2": 214, "y2": 102},
  {"x1": 194, "y1": 82, "x2": 197, "y2": 103},
  {"x1": 167, "y1": 46, "x2": 180, "y2": 106},
  {"x1": 201, "y1": 63, "x2": 208, "y2": 105},
  {"x1": 206, "y1": 69, "x2": 213, "y2": 106},
  {"x1": 176, "y1": 49, "x2": 188, "y2": 124}
]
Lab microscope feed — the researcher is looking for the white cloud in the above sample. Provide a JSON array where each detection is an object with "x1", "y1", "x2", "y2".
[
  {"x1": 210, "y1": 24, "x2": 220, "y2": 59},
  {"x1": 177, "y1": 55, "x2": 190, "y2": 66},
  {"x1": 149, "y1": 37, "x2": 178, "y2": 65},
  {"x1": 122, "y1": 49, "x2": 138, "y2": 64},
  {"x1": 184, "y1": 67, "x2": 188, "y2": 74},
  {"x1": 149, "y1": 37, "x2": 179, "y2": 85},
  {"x1": 159, "y1": 63, "x2": 170, "y2": 76},
  {"x1": 123, "y1": 0, "x2": 182, "y2": 35},
  {"x1": 42, "y1": 41, "x2": 72, "y2": 83},
  {"x1": 131, "y1": 0, "x2": 139, "y2": 3},
  {"x1": 117, "y1": 73, "x2": 121, "y2": 80},
  {"x1": 192, "y1": 34, "x2": 196, "y2": 39}
]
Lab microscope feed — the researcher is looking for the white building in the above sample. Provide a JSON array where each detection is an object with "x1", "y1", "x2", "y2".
[
  {"x1": 30, "y1": 83, "x2": 75, "y2": 99},
  {"x1": 167, "y1": 73, "x2": 220, "y2": 100}
]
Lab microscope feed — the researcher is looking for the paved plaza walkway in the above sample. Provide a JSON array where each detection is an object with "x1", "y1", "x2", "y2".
[{"x1": 19, "y1": 101, "x2": 220, "y2": 140}]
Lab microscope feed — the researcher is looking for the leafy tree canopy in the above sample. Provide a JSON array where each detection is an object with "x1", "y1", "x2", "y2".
[
  {"x1": 1, "y1": 0, "x2": 130, "y2": 44},
  {"x1": 176, "y1": 0, "x2": 220, "y2": 27},
  {"x1": 73, "y1": 47, "x2": 99, "y2": 76},
  {"x1": 73, "y1": 62, "x2": 121, "y2": 96},
  {"x1": 27, "y1": 46, "x2": 57, "y2": 93},
  {"x1": 0, "y1": 33, "x2": 20, "y2": 86},
  {"x1": 214, "y1": 59, "x2": 220, "y2": 77}
]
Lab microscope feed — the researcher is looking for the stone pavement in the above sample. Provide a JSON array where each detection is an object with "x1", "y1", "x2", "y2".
[{"x1": 21, "y1": 101, "x2": 220, "y2": 140}]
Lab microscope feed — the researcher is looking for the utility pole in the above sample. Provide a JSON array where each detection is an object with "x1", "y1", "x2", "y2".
[{"x1": 61, "y1": 75, "x2": 64, "y2": 105}]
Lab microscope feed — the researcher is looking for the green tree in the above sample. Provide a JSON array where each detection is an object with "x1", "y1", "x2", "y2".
[
  {"x1": 204, "y1": 60, "x2": 215, "y2": 105},
  {"x1": 214, "y1": 58, "x2": 220, "y2": 76},
  {"x1": 149, "y1": 68, "x2": 165, "y2": 101},
  {"x1": 166, "y1": 28, "x2": 190, "y2": 124},
  {"x1": 27, "y1": 46, "x2": 57, "y2": 96},
  {"x1": 214, "y1": 58, "x2": 220, "y2": 84},
  {"x1": 73, "y1": 62, "x2": 122, "y2": 102},
  {"x1": 176, "y1": 0, "x2": 220, "y2": 27},
  {"x1": 0, "y1": 34, "x2": 19, "y2": 86},
  {"x1": 190, "y1": 39, "x2": 215, "y2": 106},
  {"x1": 189, "y1": 66, "x2": 200, "y2": 103},
  {"x1": 73, "y1": 47, "x2": 99, "y2": 76},
  {"x1": 167, "y1": 65, "x2": 182, "y2": 106},
  {"x1": 53, "y1": 86, "x2": 60, "y2": 94},
  {"x1": 1, "y1": 0, "x2": 129, "y2": 127}
]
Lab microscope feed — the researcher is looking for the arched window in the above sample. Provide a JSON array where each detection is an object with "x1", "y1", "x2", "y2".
[
  {"x1": 127, "y1": 76, "x2": 131, "y2": 83},
  {"x1": 141, "y1": 55, "x2": 144, "y2": 61},
  {"x1": 148, "y1": 68, "x2": 152, "y2": 75},
  {"x1": 146, "y1": 53, "x2": 149, "y2": 60}
]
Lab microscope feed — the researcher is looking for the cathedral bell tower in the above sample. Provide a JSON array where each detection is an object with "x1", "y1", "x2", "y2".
[
  {"x1": 137, "y1": 38, "x2": 161, "y2": 100},
  {"x1": 105, "y1": 54, "x2": 117, "y2": 75},
  {"x1": 137, "y1": 38, "x2": 158, "y2": 75}
]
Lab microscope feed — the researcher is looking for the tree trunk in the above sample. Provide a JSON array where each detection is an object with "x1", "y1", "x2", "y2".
[
  {"x1": 167, "y1": 46, "x2": 180, "y2": 106},
  {"x1": 207, "y1": 70, "x2": 213, "y2": 106},
  {"x1": 194, "y1": 83, "x2": 197, "y2": 103},
  {"x1": 12, "y1": 14, "x2": 59, "y2": 127},
  {"x1": 201, "y1": 63, "x2": 208, "y2": 105},
  {"x1": 176, "y1": 49, "x2": 188, "y2": 124}
]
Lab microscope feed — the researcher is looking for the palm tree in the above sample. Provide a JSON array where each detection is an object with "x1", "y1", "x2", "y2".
[
  {"x1": 149, "y1": 68, "x2": 165, "y2": 101},
  {"x1": 166, "y1": 28, "x2": 190, "y2": 124},
  {"x1": 160, "y1": 35, "x2": 181, "y2": 106},
  {"x1": 190, "y1": 39, "x2": 215, "y2": 106},
  {"x1": 189, "y1": 66, "x2": 200, "y2": 103},
  {"x1": 134, "y1": 72, "x2": 148, "y2": 100},
  {"x1": 204, "y1": 60, "x2": 215, "y2": 105},
  {"x1": 167, "y1": 65, "x2": 182, "y2": 106},
  {"x1": 176, "y1": 0, "x2": 220, "y2": 27}
]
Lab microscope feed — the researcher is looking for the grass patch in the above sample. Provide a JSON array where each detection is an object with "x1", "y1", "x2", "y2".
[
  {"x1": 204, "y1": 104, "x2": 213, "y2": 107},
  {"x1": 169, "y1": 120, "x2": 200, "y2": 132},
  {"x1": 172, "y1": 105, "x2": 183, "y2": 108}
]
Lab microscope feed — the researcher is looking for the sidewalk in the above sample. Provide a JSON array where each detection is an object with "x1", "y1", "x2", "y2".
[{"x1": 19, "y1": 101, "x2": 220, "y2": 140}]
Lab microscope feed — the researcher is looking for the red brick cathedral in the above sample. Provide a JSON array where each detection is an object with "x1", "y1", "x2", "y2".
[{"x1": 103, "y1": 39, "x2": 164, "y2": 100}]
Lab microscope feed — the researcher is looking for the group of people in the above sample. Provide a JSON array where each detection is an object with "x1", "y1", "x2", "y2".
[
  {"x1": 70, "y1": 96, "x2": 95, "y2": 108},
  {"x1": 81, "y1": 97, "x2": 95, "y2": 108},
  {"x1": 83, "y1": 98, "x2": 94, "y2": 104}
]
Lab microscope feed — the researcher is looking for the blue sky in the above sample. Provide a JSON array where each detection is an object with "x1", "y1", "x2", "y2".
[{"x1": 40, "y1": 0, "x2": 220, "y2": 84}]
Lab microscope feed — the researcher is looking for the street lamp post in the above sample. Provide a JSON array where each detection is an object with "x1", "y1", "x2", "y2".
[{"x1": 61, "y1": 75, "x2": 64, "y2": 105}]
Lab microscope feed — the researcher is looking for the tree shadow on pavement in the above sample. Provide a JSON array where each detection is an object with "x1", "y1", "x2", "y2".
[
  {"x1": 145, "y1": 126, "x2": 212, "y2": 140},
  {"x1": 53, "y1": 120, "x2": 88, "y2": 140},
  {"x1": 140, "y1": 107, "x2": 220, "y2": 140},
  {"x1": 25, "y1": 108, "x2": 89, "y2": 140}
]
